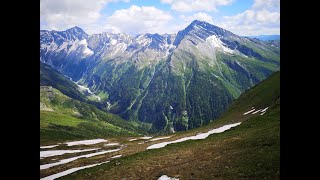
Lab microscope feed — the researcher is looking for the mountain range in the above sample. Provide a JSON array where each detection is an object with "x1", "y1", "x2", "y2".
[
  {"x1": 247, "y1": 35, "x2": 280, "y2": 41},
  {"x1": 40, "y1": 20, "x2": 280, "y2": 133}
]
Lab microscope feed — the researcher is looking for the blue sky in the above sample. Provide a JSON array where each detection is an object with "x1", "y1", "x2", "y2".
[
  {"x1": 40, "y1": 0, "x2": 280, "y2": 36},
  {"x1": 102, "y1": 0, "x2": 254, "y2": 15}
]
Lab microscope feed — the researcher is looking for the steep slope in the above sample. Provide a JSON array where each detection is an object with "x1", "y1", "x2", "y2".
[
  {"x1": 267, "y1": 39, "x2": 280, "y2": 48},
  {"x1": 40, "y1": 61, "x2": 104, "y2": 105},
  {"x1": 40, "y1": 27, "x2": 91, "y2": 80},
  {"x1": 40, "y1": 20, "x2": 280, "y2": 133},
  {"x1": 40, "y1": 62, "x2": 87, "y2": 102},
  {"x1": 63, "y1": 71, "x2": 280, "y2": 179},
  {"x1": 40, "y1": 86, "x2": 146, "y2": 144},
  {"x1": 136, "y1": 20, "x2": 279, "y2": 132}
]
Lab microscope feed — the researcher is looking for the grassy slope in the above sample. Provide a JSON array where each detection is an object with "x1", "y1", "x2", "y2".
[
  {"x1": 40, "y1": 86, "x2": 146, "y2": 145},
  {"x1": 216, "y1": 51, "x2": 279, "y2": 99},
  {"x1": 63, "y1": 71, "x2": 280, "y2": 179}
]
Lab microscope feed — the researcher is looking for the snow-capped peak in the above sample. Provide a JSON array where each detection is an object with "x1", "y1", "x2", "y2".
[{"x1": 135, "y1": 34, "x2": 152, "y2": 46}]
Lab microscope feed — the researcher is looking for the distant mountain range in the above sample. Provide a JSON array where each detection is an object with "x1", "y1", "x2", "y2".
[
  {"x1": 40, "y1": 20, "x2": 280, "y2": 133},
  {"x1": 246, "y1": 35, "x2": 280, "y2": 41}
]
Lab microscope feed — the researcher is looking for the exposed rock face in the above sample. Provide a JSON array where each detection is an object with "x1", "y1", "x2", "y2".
[{"x1": 40, "y1": 102, "x2": 54, "y2": 112}]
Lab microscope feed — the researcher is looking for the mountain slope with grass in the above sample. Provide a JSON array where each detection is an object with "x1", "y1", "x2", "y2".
[
  {"x1": 40, "y1": 84, "x2": 149, "y2": 144},
  {"x1": 40, "y1": 61, "x2": 107, "y2": 109},
  {"x1": 62, "y1": 71, "x2": 280, "y2": 179}
]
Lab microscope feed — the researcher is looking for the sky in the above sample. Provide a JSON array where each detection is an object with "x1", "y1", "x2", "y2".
[{"x1": 40, "y1": 0, "x2": 280, "y2": 36}]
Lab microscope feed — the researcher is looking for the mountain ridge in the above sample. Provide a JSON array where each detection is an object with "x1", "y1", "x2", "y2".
[{"x1": 247, "y1": 35, "x2": 280, "y2": 41}]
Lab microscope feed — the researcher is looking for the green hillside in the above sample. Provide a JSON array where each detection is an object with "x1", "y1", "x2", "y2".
[
  {"x1": 40, "y1": 86, "x2": 147, "y2": 145},
  {"x1": 63, "y1": 71, "x2": 280, "y2": 179}
]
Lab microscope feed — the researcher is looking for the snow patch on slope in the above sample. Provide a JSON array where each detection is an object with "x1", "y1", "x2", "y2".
[
  {"x1": 136, "y1": 35, "x2": 152, "y2": 46},
  {"x1": 40, "y1": 145, "x2": 59, "y2": 149},
  {"x1": 243, "y1": 108, "x2": 256, "y2": 115},
  {"x1": 158, "y1": 175, "x2": 179, "y2": 180},
  {"x1": 40, "y1": 148, "x2": 98, "y2": 158},
  {"x1": 206, "y1": 35, "x2": 234, "y2": 54},
  {"x1": 243, "y1": 107, "x2": 269, "y2": 116},
  {"x1": 41, "y1": 42, "x2": 58, "y2": 55},
  {"x1": 65, "y1": 139, "x2": 107, "y2": 146},
  {"x1": 104, "y1": 143, "x2": 120, "y2": 146},
  {"x1": 76, "y1": 83, "x2": 101, "y2": 101},
  {"x1": 40, "y1": 148, "x2": 121, "y2": 170},
  {"x1": 147, "y1": 122, "x2": 241, "y2": 150},
  {"x1": 110, "y1": 154, "x2": 122, "y2": 159},
  {"x1": 110, "y1": 39, "x2": 117, "y2": 45},
  {"x1": 56, "y1": 41, "x2": 69, "y2": 52},
  {"x1": 40, "y1": 161, "x2": 110, "y2": 180},
  {"x1": 110, "y1": 42, "x2": 127, "y2": 56}
]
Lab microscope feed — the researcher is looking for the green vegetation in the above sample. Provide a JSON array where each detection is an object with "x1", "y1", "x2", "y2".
[
  {"x1": 219, "y1": 71, "x2": 280, "y2": 120},
  {"x1": 215, "y1": 51, "x2": 279, "y2": 100},
  {"x1": 240, "y1": 38, "x2": 280, "y2": 64},
  {"x1": 81, "y1": 41, "x2": 279, "y2": 133},
  {"x1": 40, "y1": 86, "x2": 146, "y2": 145},
  {"x1": 63, "y1": 71, "x2": 280, "y2": 179},
  {"x1": 40, "y1": 62, "x2": 87, "y2": 102},
  {"x1": 41, "y1": 111, "x2": 85, "y2": 128},
  {"x1": 46, "y1": 39, "x2": 279, "y2": 134}
]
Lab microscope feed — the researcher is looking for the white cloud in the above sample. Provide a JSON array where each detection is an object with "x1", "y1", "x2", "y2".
[
  {"x1": 180, "y1": 12, "x2": 214, "y2": 24},
  {"x1": 218, "y1": 0, "x2": 280, "y2": 36},
  {"x1": 102, "y1": 5, "x2": 173, "y2": 35},
  {"x1": 161, "y1": 0, "x2": 234, "y2": 12},
  {"x1": 173, "y1": 12, "x2": 212, "y2": 31},
  {"x1": 252, "y1": 0, "x2": 280, "y2": 11},
  {"x1": 40, "y1": 0, "x2": 129, "y2": 31},
  {"x1": 40, "y1": 0, "x2": 279, "y2": 36},
  {"x1": 92, "y1": 11, "x2": 214, "y2": 35}
]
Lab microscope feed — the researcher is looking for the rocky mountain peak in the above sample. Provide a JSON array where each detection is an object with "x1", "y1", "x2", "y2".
[{"x1": 173, "y1": 20, "x2": 236, "y2": 46}]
